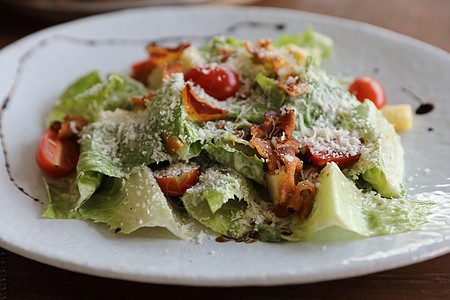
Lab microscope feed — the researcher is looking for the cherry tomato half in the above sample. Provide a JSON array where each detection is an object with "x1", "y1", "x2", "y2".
[
  {"x1": 184, "y1": 64, "x2": 240, "y2": 101},
  {"x1": 307, "y1": 147, "x2": 361, "y2": 168},
  {"x1": 36, "y1": 129, "x2": 79, "y2": 177},
  {"x1": 154, "y1": 166, "x2": 199, "y2": 197},
  {"x1": 348, "y1": 76, "x2": 386, "y2": 109}
]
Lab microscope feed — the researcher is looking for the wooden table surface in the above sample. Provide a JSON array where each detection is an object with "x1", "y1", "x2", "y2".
[{"x1": 0, "y1": 0, "x2": 449, "y2": 299}]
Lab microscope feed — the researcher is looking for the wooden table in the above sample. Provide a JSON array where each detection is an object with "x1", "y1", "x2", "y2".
[{"x1": 0, "y1": 0, "x2": 449, "y2": 299}]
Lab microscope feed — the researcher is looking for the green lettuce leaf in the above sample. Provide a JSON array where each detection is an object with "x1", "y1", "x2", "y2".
[
  {"x1": 182, "y1": 167, "x2": 275, "y2": 239},
  {"x1": 226, "y1": 85, "x2": 286, "y2": 125},
  {"x1": 273, "y1": 25, "x2": 333, "y2": 62},
  {"x1": 291, "y1": 74, "x2": 358, "y2": 130},
  {"x1": 70, "y1": 75, "x2": 204, "y2": 219},
  {"x1": 200, "y1": 36, "x2": 245, "y2": 58},
  {"x1": 350, "y1": 100, "x2": 405, "y2": 197},
  {"x1": 44, "y1": 167, "x2": 189, "y2": 238},
  {"x1": 205, "y1": 133, "x2": 264, "y2": 185},
  {"x1": 255, "y1": 73, "x2": 286, "y2": 109},
  {"x1": 287, "y1": 163, "x2": 429, "y2": 242},
  {"x1": 46, "y1": 72, "x2": 102, "y2": 125},
  {"x1": 43, "y1": 175, "x2": 82, "y2": 219},
  {"x1": 59, "y1": 71, "x2": 102, "y2": 103},
  {"x1": 226, "y1": 102, "x2": 267, "y2": 124},
  {"x1": 76, "y1": 75, "x2": 200, "y2": 178},
  {"x1": 43, "y1": 171, "x2": 103, "y2": 219},
  {"x1": 147, "y1": 74, "x2": 203, "y2": 160},
  {"x1": 290, "y1": 73, "x2": 405, "y2": 198},
  {"x1": 47, "y1": 72, "x2": 149, "y2": 124},
  {"x1": 78, "y1": 109, "x2": 170, "y2": 177},
  {"x1": 78, "y1": 166, "x2": 189, "y2": 238}
]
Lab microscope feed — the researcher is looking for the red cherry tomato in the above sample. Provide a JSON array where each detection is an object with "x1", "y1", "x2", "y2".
[
  {"x1": 36, "y1": 129, "x2": 79, "y2": 177},
  {"x1": 307, "y1": 147, "x2": 361, "y2": 168},
  {"x1": 154, "y1": 166, "x2": 199, "y2": 197},
  {"x1": 348, "y1": 76, "x2": 386, "y2": 109},
  {"x1": 184, "y1": 64, "x2": 240, "y2": 101}
]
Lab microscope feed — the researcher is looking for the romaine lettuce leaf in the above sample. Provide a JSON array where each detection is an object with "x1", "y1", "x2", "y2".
[
  {"x1": 73, "y1": 108, "x2": 170, "y2": 218},
  {"x1": 181, "y1": 168, "x2": 250, "y2": 238},
  {"x1": 49, "y1": 75, "x2": 204, "y2": 223},
  {"x1": 290, "y1": 73, "x2": 405, "y2": 198},
  {"x1": 350, "y1": 100, "x2": 405, "y2": 197},
  {"x1": 182, "y1": 167, "x2": 275, "y2": 239},
  {"x1": 46, "y1": 72, "x2": 101, "y2": 125},
  {"x1": 255, "y1": 73, "x2": 286, "y2": 110},
  {"x1": 273, "y1": 25, "x2": 333, "y2": 62},
  {"x1": 226, "y1": 101, "x2": 267, "y2": 124},
  {"x1": 44, "y1": 167, "x2": 189, "y2": 238},
  {"x1": 43, "y1": 175, "x2": 82, "y2": 219},
  {"x1": 287, "y1": 163, "x2": 428, "y2": 242},
  {"x1": 205, "y1": 134, "x2": 264, "y2": 185},
  {"x1": 59, "y1": 71, "x2": 103, "y2": 103},
  {"x1": 78, "y1": 109, "x2": 171, "y2": 177},
  {"x1": 79, "y1": 166, "x2": 189, "y2": 238},
  {"x1": 291, "y1": 74, "x2": 358, "y2": 130},
  {"x1": 47, "y1": 72, "x2": 149, "y2": 124},
  {"x1": 147, "y1": 74, "x2": 203, "y2": 160},
  {"x1": 43, "y1": 171, "x2": 103, "y2": 219},
  {"x1": 76, "y1": 75, "x2": 203, "y2": 178},
  {"x1": 200, "y1": 36, "x2": 245, "y2": 58},
  {"x1": 66, "y1": 75, "x2": 205, "y2": 221},
  {"x1": 225, "y1": 86, "x2": 285, "y2": 125}
]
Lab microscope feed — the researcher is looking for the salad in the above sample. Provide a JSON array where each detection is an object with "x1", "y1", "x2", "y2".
[{"x1": 37, "y1": 27, "x2": 428, "y2": 242}]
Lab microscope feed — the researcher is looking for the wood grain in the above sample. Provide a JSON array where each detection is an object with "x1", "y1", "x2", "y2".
[
  {"x1": 256, "y1": 0, "x2": 450, "y2": 52},
  {"x1": 4, "y1": 250, "x2": 450, "y2": 300}
]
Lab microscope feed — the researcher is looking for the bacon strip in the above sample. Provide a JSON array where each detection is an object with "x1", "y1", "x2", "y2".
[
  {"x1": 145, "y1": 43, "x2": 190, "y2": 66},
  {"x1": 182, "y1": 83, "x2": 228, "y2": 122},
  {"x1": 295, "y1": 181, "x2": 316, "y2": 219},
  {"x1": 277, "y1": 77, "x2": 310, "y2": 97},
  {"x1": 250, "y1": 107, "x2": 299, "y2": 170},
  {"x1": 131, "y1": 43, "x2": 190, "y2": 84},
  {"x1": 245, "y1": 39, "x2": 310, "y2": 97},
  {"x1": 57, "y1": 115, "x2": 88, "y2": 139},
  {"x1": 245, "y1": 39, "x2": 290, "y2": 75},
  {"x1": 250, "y1": 107, "x2": 316, "y2": 220},
  {"x1": 217, "y1": 47, "x2": 237, "y2": 62},
  {"x1": 162, "y1": 62, "x2": 183, "y2": 80},
  {"x1": 162, "y1": 132, "x2": 184, "y2": 154},
  {"x1": 130, "y1": 94, "x2": 156, "y2": 107}
]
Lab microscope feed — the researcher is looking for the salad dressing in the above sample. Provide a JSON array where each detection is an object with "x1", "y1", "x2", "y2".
[
  {"x1": 416, "y1": 103, "x2": 434, "y2": 115},
  {"x1": 401, "y1": 86, "x2": 435, "y2": 115}
]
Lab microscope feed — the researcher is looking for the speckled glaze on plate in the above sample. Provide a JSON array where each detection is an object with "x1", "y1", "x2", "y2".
[{"x1": 0, "y1": 6, "x2": 449, "y2": 286}]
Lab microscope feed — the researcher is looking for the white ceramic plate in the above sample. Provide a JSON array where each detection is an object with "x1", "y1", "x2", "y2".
[{"x1": 0, "y1": 6, "x2": 449, "y2": 286}]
